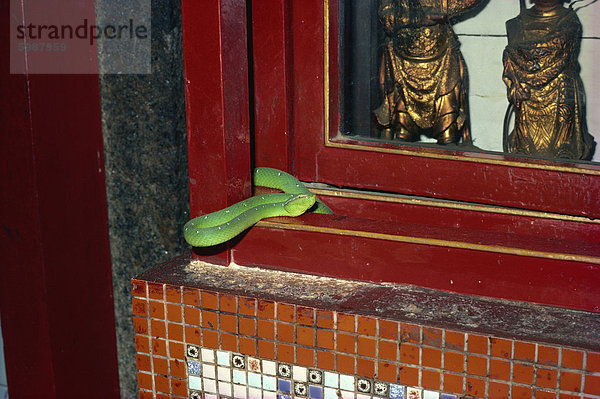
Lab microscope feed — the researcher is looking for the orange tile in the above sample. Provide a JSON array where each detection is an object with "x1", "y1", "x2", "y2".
[
  {"x1": 137, "y1": 372, "x2": 153, "y2": 390},
  {"x1": 357, "y1": 316, "x2": 377, "y2": 336},
  {"x1": 220, "y1": 313, "x2": 237, "y2": 334},
  {"x1": 587, "y1": 351, "x2": 600, "y2": 372},
  {"x1": 170, "y1": 359, "x2": 186, "y2": 378},
  {"x1": 201, "y1": 291, "x2": 218, "y2": 310},
  {"x1": 466, "y1": 355, "x2": 487, "y2": 377},
  {"x1": 444, "y1": 351, "x2": 464, "y2": 373},
  {"x1": 399, "y1": 343, "x2": 419, "y2": 365},
  {"x1": 399, "y1": 365, "x2": 419, "y2": 386},
  {"x1": 297, "y1": 347, "x2": 315, "y2": 367},
  {"x1": 168, "y1": 341, "x2": 185, "y2": 359},
  {"x1": 489, "y1": 381, "x2": 509, "y2": 399},
  {"x1": 131, "y1": 280, "x2": 147, "y2": 297},
  {"x1": 139, "y1": 390, "x2": 154, "y2": 399},
  {"x1": 133, "y1": 317, "x2": 149, "y2": 335},
  {"x1": 297, "y1": 325, "x2": 315, "y2": 347},
  {"x1": 467, "y1": 334, "x2": 488, "y2": 355},
  {"x1": 239, "y1": 317, "x2": 256, "y2": 336},
  {"x1": 536, "y1": 367, "x2": 558, "y2": 389},
  {"x1": 185, "y1": 326, "x2": 201, "y2": 345},
  {"x1": 148, "y1": 300, "x2": 165, "y2": 319},
  {"x1": 238, "y1": 297, "x2": 256, "y2": 316},
  {"x1": 378, "y1": 361, "x2": 397, "y2": 383},
  {"x1": 535, "y1": 390, "x2": 557, "y2": 399},
  {"x1": 156, "y1": 394, "x2": 170, "y2": 399},
  {"x1": 513, "y1": 341, "x2": 535, "y2": 362},
  {"x1": 337, "y1": 353, "x2": 355, "y2": 374},
  {"x1": 421, "y1": 369, "x2": 440, "y2": 390},
  {"x1": 317, "y1": 350, "x2": 335, "y2": 370},
  {"x1": 466, "y1": 377, "x2": 485, "y2": 398},
  {"x1": 538, "y1": 345, "x2": 559, "y2": 366},
  {"x1": 171, "y1": 378, "x2": 187, "y2": 397},
  {"x1": 511, "y1": 385, "x2": 532, "y2": 399},
  {"x1": 400, "y1": 323, "x2": 420, "y2": 344},
  {"x1": 422, "y1": 327, "x2": 442, "y2": 347},
  {"x1": 357, "y1": 358, "x2": 375, "y2": 378},
  {"x1": 489, "y1": 358, "x2": 510, "y2": 381},
  {"x1": 490, "y1": 337, "x2": 512, "y2": 359},
  {"x1": 152, "y1": 338, "x2": 167, "y2": 356},
  {"x1": 277, "y1": 322, "x2": 294, "y2": 343},
  {"x1": 151, "y1": 320, "x2": 166, "y2": 338},
  {"x1": 165, "y1": 285, "x2": 181, "y2": 303},
  {"x1": 378, "y1": 340, "x2": 398, "y2": 362},
  {"x1": 202, "y1": 329, "x2": 218, "y2": 348},
  {"x1": 135, "y1": 335, "x2": 150, "y2": 353},
  {"x1": 258, "y1": 340, "x2": 275, "y2": 359},
  {"x1": 560, "y1": 371, "x2": 582, "y2": 393},
  {"x1": 562, "y1": 348, "x2": 584, "y2": 369},
  {"x1": 202, "y1": 310, "x2": 218, "y2": 329},
  {"x1": 445, "y1": 330, "x2": 465, "y2": 351},
  {"x1": 184, "y1": 307, "x2": 200, "y2": 326},
  {"x1": 277, "y1": 303, "x2": 295, "y2": 323},
  {"x1": 421, "y1": 347, "x2": 441, "y2": 368},
  {"x1": 317, "y1": 330, "x2": 334, "y2": 350},
  {"x1": 154, "y1": 374, "x2": 170, "y2": 394},
  {"x1": 558, "y1": 394, "x2": 580, "y2": 399},
  {"x1": 148, "y1": 282, "x2": 164, "y2": 300},
  {"x1": 337, "y1": 313, "x2": 355, "y2": 332},
  {"x1": 219, "y1": 293, "x2": 237, "y2": 313},
  {"x1": 136, "y1": 353, "x2": 151, "y2": 372},
  {"x1": 357, "y1": 336, "x2": 376, "y2": 358},
  {"x1": 257, "y1": 319, "x2": 275, "y2": 340},
  {"x1": 153, "y1": 356, "x2": 169, "y2": 375},
  {"x1": 239, "y1": 336, "x2": 257, "y2": 356},
  {"x1": 183, "y1": 287, "x2": 199, "y2": 306},
  {"x1": 316, "y1": 310, "x2": 334, "y2": 329},
  {"x1": 379, "y1": 319, "x2": 398, "y2": 340},
  {"x1": 166, "y1": 303, "x2": 182, "y2": 323},
  {"x1": 258, "y1": 300, "x2": 275, "y2": 319},
  {"x1": 297, "y1": 306, "x2": 314, "y2": 326},
  {"x1": 337, "y1": 332, "x2": 356, "y2": 354},
  {"x1": 132, "y1": 298, "x2": 148, "y2": 317},
  {"x1": 277, "y1": 343, "x2": 294, "y2": 363},
  {"x1": 585, "y1": 374, "x2": 600, "y2": 396},
  {"x1": 443, "y1": 373, "x2": 464, "y2": 395},
  {"x1": 221, "y1": 332, "x2": 238, "y2": 352},
  {"x1": 167, "y1": 323, "x2": 183, "y2": 342},
  {"x1": 513, "y1": 363, "x2": 534, "y2": 384}
]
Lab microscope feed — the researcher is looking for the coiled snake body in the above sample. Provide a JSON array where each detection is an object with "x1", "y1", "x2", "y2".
[{"x1": 183, "y1": 168, "x2": 332, "y2": 247}]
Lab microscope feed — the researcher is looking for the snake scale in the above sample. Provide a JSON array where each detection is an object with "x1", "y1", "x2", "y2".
[{"x1": 183, "y1": 167, "x2": 333, "y2": 247}]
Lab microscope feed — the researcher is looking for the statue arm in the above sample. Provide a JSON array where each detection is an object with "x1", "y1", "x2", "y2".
[{"x1": 447, "y1": 0, "x2": 484, "y2": 18}]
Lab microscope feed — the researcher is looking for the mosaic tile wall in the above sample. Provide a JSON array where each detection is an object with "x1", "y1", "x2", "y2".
[{"x1": 131, "y1": 279, "x2": 600, "y2": 399}]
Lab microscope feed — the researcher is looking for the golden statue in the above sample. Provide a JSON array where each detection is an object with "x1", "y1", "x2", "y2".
[
  {"x1": 503, "y1": 0, "x2": 596, "y2": 160},
  {"x1": 373, "y1": 0, "x2": 484, "y2": 145}
]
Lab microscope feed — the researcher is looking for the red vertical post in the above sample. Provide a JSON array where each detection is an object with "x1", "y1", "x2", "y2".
[{"x1": 181, "y1": 0, "x2": 252, "y2": 263}]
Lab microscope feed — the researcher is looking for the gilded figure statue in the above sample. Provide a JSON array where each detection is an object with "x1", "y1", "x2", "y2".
[
  {"x1": 503, "y1": 0, "x2": 595, "y2": 160},
  {"x1": 373, "y1": 0, "x2": 484, "y2": 145}
]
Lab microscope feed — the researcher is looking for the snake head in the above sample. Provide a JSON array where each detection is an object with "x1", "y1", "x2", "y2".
[{"x1": 283, "y1": 194, "x2": 316, "y2": 216}]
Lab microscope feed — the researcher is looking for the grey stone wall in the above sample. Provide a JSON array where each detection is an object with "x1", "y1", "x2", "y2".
[{"x1": 96, "y1": 0, "x2": 189, "y2": 397}]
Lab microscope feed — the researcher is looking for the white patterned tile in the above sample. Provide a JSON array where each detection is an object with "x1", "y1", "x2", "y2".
[
  {"x1": 248, "y1": 357, "x2": 261, "y2": 372},
  {"x1": 406, "y1": 387, "x2": 422, "y2": 399}
]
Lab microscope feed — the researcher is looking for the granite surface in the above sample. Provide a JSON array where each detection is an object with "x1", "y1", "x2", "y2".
[{"x1": 96, "y1": 0, "x2": 188, "y2": 397}]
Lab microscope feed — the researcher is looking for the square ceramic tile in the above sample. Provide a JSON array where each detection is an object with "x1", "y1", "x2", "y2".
[
  {"x1": 219, "y1": 381, "x2": 233, "y2": 396},
  {"x1": 357, "y1": 395, "x2": 370, "y2": 399},
  {"x1": 389, "y1": 384, "x2": 405, "y2": 399},
  {"x1": 217, "y1": 350, "x2": 230, "y2": 366},
  {"x1": 205, "y1": 394, "x2": 218, "y2": 399},
  {"x1": 264, "y1": 375, "x2": 277, "y2": 391},
  {"x1": 264, "y1": 391, "x2": 277, "y2": 399},
  {"x1": 279, "y1": 379, "x2": 292, "y2": 393},
  {"x1": 308, "y1": 370, "x2": 323, "y2": 385},
  {"x1": 423, "y1": 391, "x2": 438, "y2": 399},
  {"x1": 356, "y1": 378, "x2": 371, "y2": 393},
  {"x1": 324, "y1": 387, "x2": 338, "y2": 399},
  {"x1": 233, "y1": 354, "x2": 246, "y2": 369},
  {"x1": 440, "y1": 395, "x2": 457, "y2": 399},
  {"x1": 249, "y1": 357, "x2": 261, "y2": 372},
  {"x1": 189, "y1": 375, "x2": 203, "y2": 391},
  {"x1": 309, "y1": 386, "x2": 323, "y2": 399},
  {"x1": 202, "y1": 348, "x2": 215, "y2": 363},
  {"x1": 248, "y1": 387, "x2": 261, "y2": 399},
  {"x1": 373, "y1": 381, "x2": 388, "y2": 396},
  {"x1": 203, "y1": 377, "x2": 218, "y2": 394},
  {"x1": 406, "y1": 388, "x2": 422, "y2": 399},
  {"x1": 233, "y1": 369, "x2": 247, "y2": 385},
  {"x1": 187, "y1": 360, "x2": 202, "y2": 375},
  {"x1": 340, "y1": 391, "x2": 354, "y2": 399},
  {"x1": 248, "y1": 372, "x2": 262, "y2": 388},
  {"x1": 234, "y1": 384, "x2": 247, "y2": 399},
  {"x1": 278, "y1": 363, "x2": 292, "y2": 378},
  {"x1": 263, "y1": 360, "x2": 277, "y2": 375},
  {"x1": 203, "y1": 364, "x2": 216, "y2": 379},
  {"x1": 294, "y1": 382, "x2": 308, "y2": 396},
  {"x1": 218, "y1": 366, "x2": 231, "y2": 382},
  {"x1": 324, "y1": 372, "x2": 338, "y2": 388},
  {"x1": 293, "y1": 366, "x2": 307, "y2": 382},
  {"x1": 340, "y1": 375, "x2": 355, "y2": 391},
  {"x1": 190, "y1": 391, "x2": 201, "y2": 399},
  {"x1": 187, "y1": 345, "x2": 200, "y2": 359}
]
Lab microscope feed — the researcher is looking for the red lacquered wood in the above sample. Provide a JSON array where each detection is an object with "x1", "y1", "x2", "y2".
[
  {"x1": 251, "y1": 0, "x2": 293, "y2": 172},
  {"x1": 0, "y1": 1, "x2": 119, "y2": 396},
  {"x1": 181, "y1": 0, "x2": 251, "y2": 263},
  {"x1": 232, "y1": 216, "x2": 600, "y2": 312}
]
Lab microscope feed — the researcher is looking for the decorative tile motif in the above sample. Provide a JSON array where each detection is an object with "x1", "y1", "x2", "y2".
[
  {"x1": 309, "y1": 369, "x2": 323, "y2": 384},
  {"x1": 186, "y1": 344, "x2": 199, "y2": 359}
]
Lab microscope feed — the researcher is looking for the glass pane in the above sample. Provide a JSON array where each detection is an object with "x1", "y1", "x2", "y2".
[{"x1": 336, "y1": 0, "x2": 600, "y2": 163}]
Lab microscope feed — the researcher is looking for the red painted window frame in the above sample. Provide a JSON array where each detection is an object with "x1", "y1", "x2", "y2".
[{"x1": 182, "y1": 0, "x2": 600, "y2": 312}]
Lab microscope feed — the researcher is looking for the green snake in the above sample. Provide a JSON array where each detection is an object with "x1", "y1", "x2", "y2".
[{"x1": 183, "y1": 167, "x2": 333, "y2": 247}]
